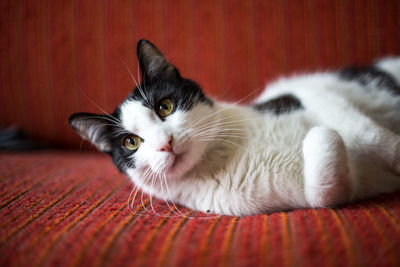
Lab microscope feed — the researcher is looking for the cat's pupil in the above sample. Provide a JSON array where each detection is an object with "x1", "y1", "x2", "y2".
[{"x1": 160, "y1": 104, "x2": 168, "y2": 110}]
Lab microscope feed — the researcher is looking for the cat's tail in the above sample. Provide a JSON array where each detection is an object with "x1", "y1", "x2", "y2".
[{"x1": 375, "y1": 57, "x2": 400, "y2": 85}]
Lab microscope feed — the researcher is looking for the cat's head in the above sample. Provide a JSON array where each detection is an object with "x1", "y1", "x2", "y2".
[{"x1": 69, "y1": 39, "x2": 215, "y2": 182}]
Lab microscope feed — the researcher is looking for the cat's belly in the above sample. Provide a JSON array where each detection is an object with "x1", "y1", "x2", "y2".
[
  {"x1": 231, "y1": 113, "x2": 312, "y2": 213},
  {"x1": 174, "y1": 111, "x2": 315, "y2": 215}
]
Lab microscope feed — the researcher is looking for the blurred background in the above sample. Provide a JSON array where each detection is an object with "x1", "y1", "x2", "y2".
[{"x1": 1, "y1": 0, "x2": 399, "y2": 150}]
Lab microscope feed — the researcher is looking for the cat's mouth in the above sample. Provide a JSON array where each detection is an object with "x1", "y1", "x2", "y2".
[{"x1": 152, "y1": 141, "x2": 192, "y2": 176}]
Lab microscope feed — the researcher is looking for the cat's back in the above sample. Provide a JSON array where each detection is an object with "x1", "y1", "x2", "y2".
[{"x1": 254, "y1": 62, "x2": 400, "y2": 132}]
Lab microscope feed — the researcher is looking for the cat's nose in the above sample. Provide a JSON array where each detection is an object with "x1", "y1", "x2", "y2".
[{"x1": 158, "y1": 136, "x2": 173, "y2": 152}]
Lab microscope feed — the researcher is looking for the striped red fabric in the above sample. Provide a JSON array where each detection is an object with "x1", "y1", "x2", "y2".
[
  {"x1": 1, "y1": 0, "x2": 400, "y2": 148},
  {"x1": 1, "y1": 152, "x2": 399, "y2": 266}
]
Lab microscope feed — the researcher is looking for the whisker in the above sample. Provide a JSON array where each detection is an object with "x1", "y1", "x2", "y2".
[
  {"x1": 130, "y1": 167, "x2": 153, "y2": 214},
  {"x1": 141, "y1": 167, "x2": 155, "y2": 213},
  {"x1": 120, "y1": 57, "x2": 151, "y2": 106},
  {"x1": 71, "y1": 114, "x2": 124, "y2": 130},
  {"x1": 127, "y1": 168, "x2": 223, "y2": 219},
  {"x1": 80, "y1": 91, "x2": 112, "y2": 115},
  {"x1": 149, "y1": 169, "x2": 164, "y2": 216},
  {"x1": 187, "y1": 86, "x2": 265, "y2": 129},
  {"x1": 198, "y1": 138, "x2": 250, "y2": 153},
  {"x1": 189, "y1": 116, "x2": 262, "y2": 134},
  {"x1": 159, "y1": 172, "x2": 181, "y2": 217},
  {"x1": 191, "y1": 129, "x2": 247, "y2": 138},
  {"x1": 162, "y1": 173, "x2": 191, "y2": 217},
  {"x1": 137, "y1": 51, "x2": 151, "y2": 102},
  {"x1": 140, "y1": 181, "x2": 151, "y2": 213},
  {"x1": 191, "y1": 127, "x2": 245, "y2": 136},
  {"x1": 195, "y1": 134, "x2": 247, "y2": 141},
  {"x1": 134, "y1": 52, "x2": 151, "y2": 102},
  {"x1": 190, "y1": 130, "x2": 247, "y2": 141}
]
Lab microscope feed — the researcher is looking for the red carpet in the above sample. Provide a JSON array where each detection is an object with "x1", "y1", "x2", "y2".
[{"x1": 1, "y1": 151, "x2": 400, "y2": 266}]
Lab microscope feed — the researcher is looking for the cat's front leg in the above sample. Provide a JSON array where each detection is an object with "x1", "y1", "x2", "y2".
[{"x1": 302, "y1": 126, "x2": 355, "y2": 208}]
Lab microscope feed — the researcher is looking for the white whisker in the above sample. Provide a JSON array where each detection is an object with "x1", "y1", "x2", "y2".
[
  {"x1": 162, "y1": 173, "x2": 189, "y2": 217},
  {"x1": 186, "y1": 86, "x2": 265, "y2": 130},
  {"x1": 199, "y1": 138, "x2": 250, "y2": 153},
  {"x1": 120, "y1": 57, "x2": 150, "y2": 106}
]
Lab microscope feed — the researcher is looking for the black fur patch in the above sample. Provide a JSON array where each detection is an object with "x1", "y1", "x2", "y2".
[
  {"x1": 98, "y1": 110, "x2": 138, "y2": 173},
  {"x1": 128, "y1": 77, "x2": 212, "y2": 115},
  {"x1": 68, "y1": 110, "x2": 136, "y2": 173},
  {"x1": 339, "y1": 66, "x2": 400, "y2": 95},
  {"x1": 108, "y1": 121, "x2": 137, "y2": 173},
  {"x1": 253, "y1": 94, "x2": 303, "y2": 115}
]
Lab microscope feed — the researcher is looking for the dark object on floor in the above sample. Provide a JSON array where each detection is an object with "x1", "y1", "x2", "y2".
[{"x1": 0, "y1": 127, "x2": 48, "y2": 151}]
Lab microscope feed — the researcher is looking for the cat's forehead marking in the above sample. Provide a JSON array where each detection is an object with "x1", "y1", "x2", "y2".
[{"x1": 120, "y1": 100, "x2": 156, "y2": 133}]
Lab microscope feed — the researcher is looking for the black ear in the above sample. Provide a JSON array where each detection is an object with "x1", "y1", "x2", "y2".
[
  {"x1": 68, "y1": 113, "x2": 112, "y2": 153},
  {"x1": 137, "y1": 39, "x2": 180, "y2": 81}
]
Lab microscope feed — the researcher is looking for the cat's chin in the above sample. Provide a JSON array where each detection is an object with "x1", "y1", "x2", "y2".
[{"x1": 163, "y1": 151, "x2": 188, "y2": 177}]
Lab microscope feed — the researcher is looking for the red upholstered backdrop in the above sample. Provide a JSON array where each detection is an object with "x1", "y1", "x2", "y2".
[{"x1": 1, "y1": 0, "x2": 400, "y2": 149}]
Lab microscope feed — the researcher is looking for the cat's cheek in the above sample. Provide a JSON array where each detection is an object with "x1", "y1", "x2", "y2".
[
  {"x1": 131, "y1": 152, "x2": 150, "y2": 173},
  {"x1": 125, "y1": 168, "x2": 139, "y2": 183},
  {"x1": 152, "y1": 154, "x2": 175, "y2": 173},
  {"x1": 169, "y1": 140, "x2": 208, "y2": 178}
]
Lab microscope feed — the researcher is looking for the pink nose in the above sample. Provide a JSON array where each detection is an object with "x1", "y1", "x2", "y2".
[{"x1": 158, "y1": 136, "x2": 173, "y2": 152}]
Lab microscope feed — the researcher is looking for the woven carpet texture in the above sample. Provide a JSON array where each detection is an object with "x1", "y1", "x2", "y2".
[{"x1": 1, "y1": 152, "x2": 400, "y2": 267}]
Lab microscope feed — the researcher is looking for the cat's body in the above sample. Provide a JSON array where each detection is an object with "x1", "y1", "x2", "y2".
[{"x1": 69, "y1": 40, "x2": 400, "y2": 216}]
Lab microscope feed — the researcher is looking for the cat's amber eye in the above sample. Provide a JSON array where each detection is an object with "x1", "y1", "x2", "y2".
[
  {"x1": 157, "y1": 98, "x2": 174, "y2": 118},
  {"x1": 123, "y1": 135, "x2": 142, "y2": 151}
]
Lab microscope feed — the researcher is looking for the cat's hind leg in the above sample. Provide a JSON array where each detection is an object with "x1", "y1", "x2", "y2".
[
  {"x1": 302, "y1": 126, "x2": 355, "y2": 208},
  {"x1": 297, "y1": 87, "x2": 400, "y2": 177}
]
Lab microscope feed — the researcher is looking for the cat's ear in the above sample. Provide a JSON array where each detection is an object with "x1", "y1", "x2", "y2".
[
  {"x1": 68, "y1": 113, "x2": 112, "y2": 153},
  {"x1": 137, "y1": 39, "x2": 180, "y2": 81}
]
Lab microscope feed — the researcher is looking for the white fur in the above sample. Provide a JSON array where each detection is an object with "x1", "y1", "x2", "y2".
[
  {"x1": 121, "y1": 57, "x2": 400, "y2": 216},
  {"x1": 302, "y1": 127, "x2": 353, "y2": 207}
]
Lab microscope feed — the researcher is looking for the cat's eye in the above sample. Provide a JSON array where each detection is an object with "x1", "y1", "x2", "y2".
[
  {"x1": 123, "y1": 135, "x2": 142, "y2": 151},
  {"x1": 157, "y1": 98, "x2": 174, "y2": 118}
]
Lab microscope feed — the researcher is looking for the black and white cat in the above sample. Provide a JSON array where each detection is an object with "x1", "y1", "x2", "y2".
[{"x1": 69, "y1": 39, "x2": 400, "y2": 216}]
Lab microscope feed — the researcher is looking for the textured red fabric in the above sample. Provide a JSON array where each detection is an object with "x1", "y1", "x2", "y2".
[
  {"x1": 1, "y1": 0, "x2": 400, "y2": 149},
  {"x1": 0, "y1": 152, "x2": 400, "y2": 266}
]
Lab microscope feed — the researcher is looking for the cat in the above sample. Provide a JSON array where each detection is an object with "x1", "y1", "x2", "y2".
[{"x1": 69, "y1": 39, "x2": 400, "y2": 216}]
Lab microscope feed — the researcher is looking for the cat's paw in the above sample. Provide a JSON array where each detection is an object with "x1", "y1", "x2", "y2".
[{"x1": 303, "y1": 127, "x2": 352, "y2": 207}]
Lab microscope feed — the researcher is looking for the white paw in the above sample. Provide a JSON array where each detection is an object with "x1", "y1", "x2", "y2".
[
  {"x1": 303, "y1": 127, "x2": 351, "y2": 207},
  {"x1": 303, "y1": 127, "x2": 346, "y2": 165}
]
